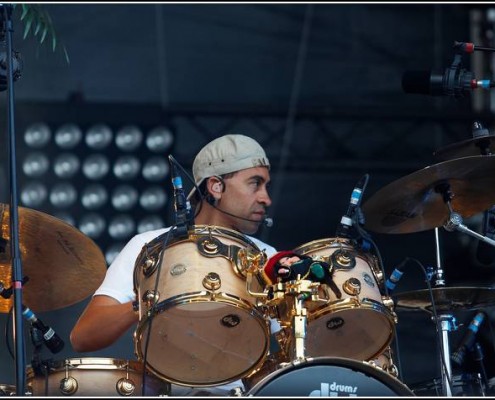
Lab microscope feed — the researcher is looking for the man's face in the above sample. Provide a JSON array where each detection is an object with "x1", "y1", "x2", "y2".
[{"x1": 217, "y1": 166, "x2": 272, "y2": 234}]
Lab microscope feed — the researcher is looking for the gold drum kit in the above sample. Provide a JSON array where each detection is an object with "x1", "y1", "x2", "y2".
[{"x1": 2, "y1": 130, "x2": 495, "y2": 396}]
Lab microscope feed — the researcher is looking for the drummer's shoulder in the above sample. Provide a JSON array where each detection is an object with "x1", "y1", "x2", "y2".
[{"x1": 128, "y1": 227, "x2": 172, "y2": 246}]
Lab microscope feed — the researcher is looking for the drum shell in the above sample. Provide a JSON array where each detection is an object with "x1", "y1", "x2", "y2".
[
  {"x1": 26, "y1": 358, "x2": 170, "y2": 396},
  {"x1": 133, "y1": 225, "x2": 269, "y2": 387}
]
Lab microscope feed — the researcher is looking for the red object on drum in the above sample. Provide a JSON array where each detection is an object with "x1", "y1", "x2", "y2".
[{"x1": 263, "y1": 251, "x2": 300, "y2": 284}]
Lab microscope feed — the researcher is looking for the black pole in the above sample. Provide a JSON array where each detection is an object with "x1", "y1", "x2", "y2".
[{"x1": 2, "y1": 4, "x2": 26, "y2": 396}]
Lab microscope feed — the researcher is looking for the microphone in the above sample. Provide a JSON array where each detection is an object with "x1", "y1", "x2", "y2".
[
  {"x1": 476, "y1": 206, "x2": 495, "y2": 266},
  {"x1": 402, "y1": 69, "x2": 493, "y2": 97},
  {"x1": 336, "y1": 174, "x2": 369, "y2": 238},
  {"x1": 385, "y1": 259, "x2": 408, "y2": 293},
  {"x1": 168, "y1": 155, "x2": 192, "y2": 236},
  {"x1": 451, "y1": 311, "x2": 486, "y2": 366},
  {"x1": 22, "y1": 305, "x2": 64, "y2": 354}
]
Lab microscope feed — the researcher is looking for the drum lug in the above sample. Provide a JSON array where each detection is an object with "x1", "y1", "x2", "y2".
[
  {"x1": 343, "y1": 277, "x2": 361, "y2": 296},
  {"x1": 143, "y1": 256, "x2": 158, "y2": 277},
  {"x1": 116, "y1": 377, "x2": 136, "y2": 396},
  {"x1": 142, "y1": 290, "x2": 160, "y2": 307},
  {"x1": 331, "y1": 249, "x2": 356, "y2": 269},
  {"x1": 203, "y1": 272, "x2": 221, "y2": 291},
  {"x1": 59, "y1": 376, "x2": 78, "y2": 396}
]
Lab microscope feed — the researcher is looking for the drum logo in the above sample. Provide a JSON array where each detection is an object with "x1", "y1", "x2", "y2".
[
  {"x1": 309, "y1": 382, "x2": 358, "y2": 396},
  {"x1": 326, "y1": 317, "x2": 344, "y2": 330},
  {"x1": 362, "y1": 273, "x2": 375, "y2": 288},
  {"x1": 221, "y1": 314, "x2": 241, "y2": 328},
  {"x1": 170, "y1": 264, "x2": 187, "y2": 276}
]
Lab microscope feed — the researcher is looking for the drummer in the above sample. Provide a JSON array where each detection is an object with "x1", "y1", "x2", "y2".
[{"x1": 70, "y1": 134, "x2": 278, "y2": 396}]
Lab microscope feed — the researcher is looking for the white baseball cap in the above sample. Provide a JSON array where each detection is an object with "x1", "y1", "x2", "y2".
[{"x1": 187, "y1": 134, "x2": 270, "y2": 200}]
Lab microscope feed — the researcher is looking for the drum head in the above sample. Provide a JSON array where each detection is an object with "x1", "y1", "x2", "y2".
[{"x1": 246, "y1": 357, "x2": 414, "y2": 397}]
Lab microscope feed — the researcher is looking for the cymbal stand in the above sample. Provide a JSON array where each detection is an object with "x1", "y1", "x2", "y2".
[
  {"x1": 444, "y1": 211, "x2": 495, "y2": 248},
  {"x1": 432, "y1": 226, "x2": 455, "y2": 397}
]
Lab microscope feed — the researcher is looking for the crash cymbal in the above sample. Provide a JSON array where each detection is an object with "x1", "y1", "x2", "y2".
[
  {"x1": 433, "y1": 135, "x2": 495, "y2": 161},
  {"x1": 0, "y1": 204, "x2": 107, "y2": 313},
  {"x1": 361, "y1": 155, "x2": 495, "y2": 234},
  {"x1": 393, "y1": 286, "x2": 495, "y2": 312}
]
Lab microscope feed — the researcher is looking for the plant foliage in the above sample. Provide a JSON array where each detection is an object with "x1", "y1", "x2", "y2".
[{"x1": 13, "y1": 4, "x2": 69, "y2": 64}]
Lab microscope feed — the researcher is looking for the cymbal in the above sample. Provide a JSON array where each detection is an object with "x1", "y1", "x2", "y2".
[
  {"x1": 393, "y1": 286, "x2": 495, "y2": 312},
  {"x1": 433, "y1": 135, "x2": 495, "y2": 161},
  {"x1": 0, "y1": 204, "x2": 107, "y2": 313},
  {"x1": 361, "y1": 155, "x2": 495, "y2": 234}
]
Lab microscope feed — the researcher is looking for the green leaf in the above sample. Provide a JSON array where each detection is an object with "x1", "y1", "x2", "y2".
[
  {"x1": 22, "y1": 15, "x2": 34, "y2": 39},
  {"x1": 40, "y1": 25, "x2": 48, "y2": 44},
  {"x1": 20, "y1": 4, "x2": 29, "y2": 21},
  {"x1": 51, "y1": 33, "x2": 57, "y2": 52}
]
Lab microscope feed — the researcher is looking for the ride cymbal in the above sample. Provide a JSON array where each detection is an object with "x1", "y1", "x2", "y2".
[
  {"x1": 393, "y1": 286, "x2": 495, "y2": 312},
  {"x1": 0, "y1": 204, "x2": 107, "y2": 313},
  {"x1": 433, "y1": 135, "x2": 495, "y2": 161},
  {"x1": 361, "y1": 155, "x2": 495, "y2": 234}
]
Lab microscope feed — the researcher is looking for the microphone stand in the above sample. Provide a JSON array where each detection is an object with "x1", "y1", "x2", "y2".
[{"x1": 2, "y1": 5, "x2": 27, "y2": 395}]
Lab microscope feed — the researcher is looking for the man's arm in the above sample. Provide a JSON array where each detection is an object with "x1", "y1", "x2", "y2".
[{"x1": 70, "y1": 295, "x2": 138, "y2": 352}]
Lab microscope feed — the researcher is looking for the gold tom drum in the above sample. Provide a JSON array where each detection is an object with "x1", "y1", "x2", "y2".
[
  {"x1": 26, "y1": 358, "x2": 170, "y2": 396},
  {"x1": 286, "y1": 237, "x2": 397, "y2": 361},
  {"x1": 133, "y1": 225, "x2": 270, "y2": 387}
]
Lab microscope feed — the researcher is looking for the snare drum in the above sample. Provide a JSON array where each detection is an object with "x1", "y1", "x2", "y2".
[
  {"x1": 245, "y1": 357, "x2": 414, "y2": 396},
  {"x1": 133, "y1": 225, "x2": 270, "y2": 387},
  {"x1": 281, "y1": 237, "x2": 397, "y2": 361},
  {"x1": 26, "y1": 357, "x2": 170, "y2": 396}
]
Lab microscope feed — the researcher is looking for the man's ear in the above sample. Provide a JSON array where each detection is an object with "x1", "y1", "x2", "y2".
[{"x1": 206, "y1": 176, "x2": 224, "y2": 200}]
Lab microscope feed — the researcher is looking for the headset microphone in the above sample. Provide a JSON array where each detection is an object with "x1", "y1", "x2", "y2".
[{"x1": 206, "y1": 195, "x2": 273, "y2": 227}]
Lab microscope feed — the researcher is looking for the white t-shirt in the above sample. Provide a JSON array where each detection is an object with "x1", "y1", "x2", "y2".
[{"x1": 94, "y1": 226, "x2": 278, "y2": 396}]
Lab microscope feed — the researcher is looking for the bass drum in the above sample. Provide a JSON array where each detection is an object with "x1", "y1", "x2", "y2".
[{"x1": 245, "y1": 357, "x2": 414, "y2": 397}]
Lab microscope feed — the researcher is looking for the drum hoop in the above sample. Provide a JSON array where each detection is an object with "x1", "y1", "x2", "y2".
[
  {"x1": 28, "y1": 357, "x2": 143, "y2": 372},
  {"x1": 132, "y1": 224, "x2": 262, "y2": 292},
  {"x1": 293, "y1": 237, "x2": 351, "y2": 251},
  {"x1": 246, "y1": 356, "x2": 414, "y2": 396},
  {"x1": 308, "y1": 297, "x2": 396, "y2": 321},
  {"x1": 294, "y1": 237, "x2": 377, "y2": 263}
]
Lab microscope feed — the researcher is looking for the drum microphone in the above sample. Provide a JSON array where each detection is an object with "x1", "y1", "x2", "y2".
[
  {"x1": 385, "y1": 259, "x2": 408, "y2": 293},
  {"x1": 336, "y1": 174, "x2": 369, "y2": 238},
  {"x1": 22, "y1": 305, "x2": 65, "y2": 354},
  {"x1": 451, "y1": 311, "x2": 486, "y2": 366},
  {"x1": 207, "y1": 196, "x2": 273, "y2": 227}
]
